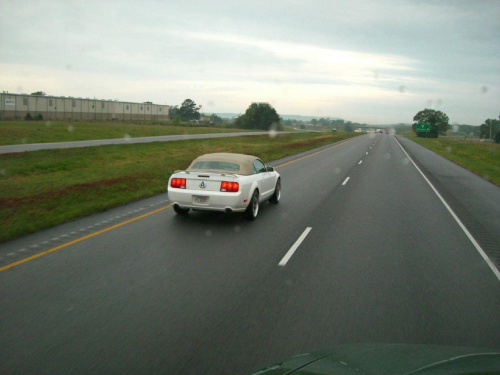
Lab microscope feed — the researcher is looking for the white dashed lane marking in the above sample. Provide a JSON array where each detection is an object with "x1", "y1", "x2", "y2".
[{"x1": 279, "y1": 227, "x2": 312, "y2": 266}]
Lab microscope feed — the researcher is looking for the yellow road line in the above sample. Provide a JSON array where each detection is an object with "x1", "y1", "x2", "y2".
[
  {"x1": 1, "y1": 136, "x2": 359, "y2": 272},
  {"x1": 0, "y1": 205, "x2": 171, "y2": 272}
]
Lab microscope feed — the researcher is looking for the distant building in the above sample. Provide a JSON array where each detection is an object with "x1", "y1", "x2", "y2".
[{"x1": 0, "y1": 92, "x2": 171, "y2": 121}]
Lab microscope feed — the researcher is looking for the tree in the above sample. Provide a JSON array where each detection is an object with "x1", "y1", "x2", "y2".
[
  {"x1": 345, "y1": 121, "x2": 353, "y2": 132},
  {"x1": 31, "y1": 91, "x2": 46, "y2": 96},
  {"x1": 318, "y1": 117, "x2": 330, "y2": 126},
  {"x1": 234, "y1": 102, "x2": 282, "y2": 130},
  {"x1": 169, "y1": 105, "x2": 179, "y2": 120},
  {"x1": 209, "y1": 113, "x2": 223, "y2": 124},
  {"x1": 479, "y1": 118, "x2": 500, "y2": 140},
  {"x1": 178, "y1": 99, "x2": 200, "y2": 122},
  {"x1": 413, "y1": 109, "x2": 449, "y2": 138}
]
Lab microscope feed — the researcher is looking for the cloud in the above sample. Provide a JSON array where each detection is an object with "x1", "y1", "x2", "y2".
[{"x1": 0, "y1": 0, "x2": 498, "y2": 124}]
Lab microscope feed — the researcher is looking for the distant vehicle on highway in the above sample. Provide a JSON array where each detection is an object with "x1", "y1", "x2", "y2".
[{"x1": 168, "y1": 153, "x2": 281, "y2": 220}]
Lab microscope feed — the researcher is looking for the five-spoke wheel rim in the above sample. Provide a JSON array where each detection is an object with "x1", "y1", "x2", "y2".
[{"x1": 251, "y1": 191, "x2": 259, "y2": 217}]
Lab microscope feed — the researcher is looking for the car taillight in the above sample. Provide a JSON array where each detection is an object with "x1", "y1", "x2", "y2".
[
  {"x1": 220, "y1": 181, "x2": 239, "y2": 192},
  {"x1": 170, "y1": 178, "x2": 186, "y2": 189}
]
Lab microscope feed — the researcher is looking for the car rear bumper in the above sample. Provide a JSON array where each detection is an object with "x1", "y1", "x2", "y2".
[{"x1": 168, "y1": 188, "x2": 249, "y2": 212}]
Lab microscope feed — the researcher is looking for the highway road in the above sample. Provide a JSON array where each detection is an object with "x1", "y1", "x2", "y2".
[
  {"x1": 1, "y1": 134, "x2": 499, "y2": 374},
  {"x1": 0, "y1": 131, "x2": 271, "y2": 154}
]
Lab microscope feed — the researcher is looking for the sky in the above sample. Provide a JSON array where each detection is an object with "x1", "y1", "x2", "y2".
[{"x1": 1, "y1": 0, "x2": 499, "y2": 125}]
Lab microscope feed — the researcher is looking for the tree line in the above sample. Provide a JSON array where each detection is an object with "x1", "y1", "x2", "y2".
[
  {"x1": 169, "y1": 99, "x2": 283, "y2": 130},
  {"x1": 152, "y1": 98, "x2": 500, "y2": 142},
  {"x1": 168, "y1": 98, "x2": 367, "y2": 132},
  {"x1": 413, "y1": 108, "x2": 499, "y2": 142}
]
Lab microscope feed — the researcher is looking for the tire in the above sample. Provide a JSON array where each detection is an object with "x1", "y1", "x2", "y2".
[
  {"x1": 244, "y1": 190, "x2": 259, "y2": 220},
  {"x1": 173, "y1": 204, "x2": 190, "y2": 215},
  {"x1": 270, "y1": 178, "x2": 281, "y2": 204}
]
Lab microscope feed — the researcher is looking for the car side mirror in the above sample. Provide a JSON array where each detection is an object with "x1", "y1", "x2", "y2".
[{"x1": 266, "y1": 166, "x2": 274, "y2": 172}]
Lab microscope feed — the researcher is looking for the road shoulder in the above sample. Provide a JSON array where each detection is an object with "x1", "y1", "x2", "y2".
[{"x1": 395, "y1": 135, "x2": 500, "y2": 268}]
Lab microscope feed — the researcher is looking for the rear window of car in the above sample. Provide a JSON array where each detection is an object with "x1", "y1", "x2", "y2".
[{"x1": 191, "y1": 161, "x2": 240, "y2": 172}]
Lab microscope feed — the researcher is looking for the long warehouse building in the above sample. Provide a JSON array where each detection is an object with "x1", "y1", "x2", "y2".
[{"x1": 0, "y1": 92, "x2": 171, "y2": 121}]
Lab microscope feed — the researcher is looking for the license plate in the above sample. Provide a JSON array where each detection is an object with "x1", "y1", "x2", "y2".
[{"x1": 193, "y1": 195, "x2": 209, "y2": 204}]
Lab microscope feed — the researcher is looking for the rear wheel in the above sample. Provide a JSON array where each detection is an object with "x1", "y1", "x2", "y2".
[
  {"x1": 173, "y1": 204, "x2": 190, "y2": 215},
  {"x1": 270, "y1": 178, "x2": 281, "y2": 204},
  {"x1": 244, "y1": 190, "x2": 259, "y2": 220}
]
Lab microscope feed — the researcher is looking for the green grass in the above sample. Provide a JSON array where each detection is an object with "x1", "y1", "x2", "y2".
[
  {"x1": 404, "y1": 134, "x2": 500, "y2": 186},
  {"x1": 0, "y1": 120, "x2": 250, "y2": 145},
  {"x1": 0, "y1": 131, "x2": 360, "y2": 242}
]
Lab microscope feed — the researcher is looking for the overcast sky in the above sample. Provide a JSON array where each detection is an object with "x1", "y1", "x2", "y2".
[{"x1": 1, "y1": 0, "x2": 499, "y2": 125}]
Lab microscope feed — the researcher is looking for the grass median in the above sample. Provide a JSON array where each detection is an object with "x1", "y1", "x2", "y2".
[
  {"x1": 0, "y1": 132, "x2": 359, "y2": 242},
  {"x1": 404, "y1": 134, "x2": 500, "y2": 186},
  {"x1": 0, "y1": 120, "x2": 250, "y2": 145}
]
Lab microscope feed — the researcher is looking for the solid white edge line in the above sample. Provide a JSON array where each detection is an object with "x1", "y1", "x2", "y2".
[
  {"x1": 342, "y1": 177, "x2": 350, "y2": 185},
  {"x1": 279, "y1": 227, "x2": 312, "y2": 266},
  {"x1": 394, "y1": 137, "x2": 500, "y2": 282}
]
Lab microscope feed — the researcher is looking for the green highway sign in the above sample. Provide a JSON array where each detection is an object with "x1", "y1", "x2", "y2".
[{"x1": 416, "y1": 122, "x2": 430, "y2": 133}]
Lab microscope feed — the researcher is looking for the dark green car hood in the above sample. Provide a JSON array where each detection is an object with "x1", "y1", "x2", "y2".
[{"x1": 250, "y1": 343, "x2": 500, "y2": 375}]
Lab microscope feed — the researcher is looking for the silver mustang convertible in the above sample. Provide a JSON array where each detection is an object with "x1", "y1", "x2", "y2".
[{"x1": 167, "y1": 153, "x2": 281, "y2": 220}]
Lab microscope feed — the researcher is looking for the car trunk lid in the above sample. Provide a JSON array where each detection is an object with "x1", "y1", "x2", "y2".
[{"x1": 182, "y1": 172, "x2": 238, "y2": 192}]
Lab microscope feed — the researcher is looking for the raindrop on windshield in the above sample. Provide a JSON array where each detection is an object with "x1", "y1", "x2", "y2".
[{"x1": 268, "y1": 122, "x2": 279, "y2": 138}]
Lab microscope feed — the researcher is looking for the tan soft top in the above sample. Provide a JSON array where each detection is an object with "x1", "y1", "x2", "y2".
[{"x1": 187, "y1": 153, "x2": 259, "y2": 175}]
